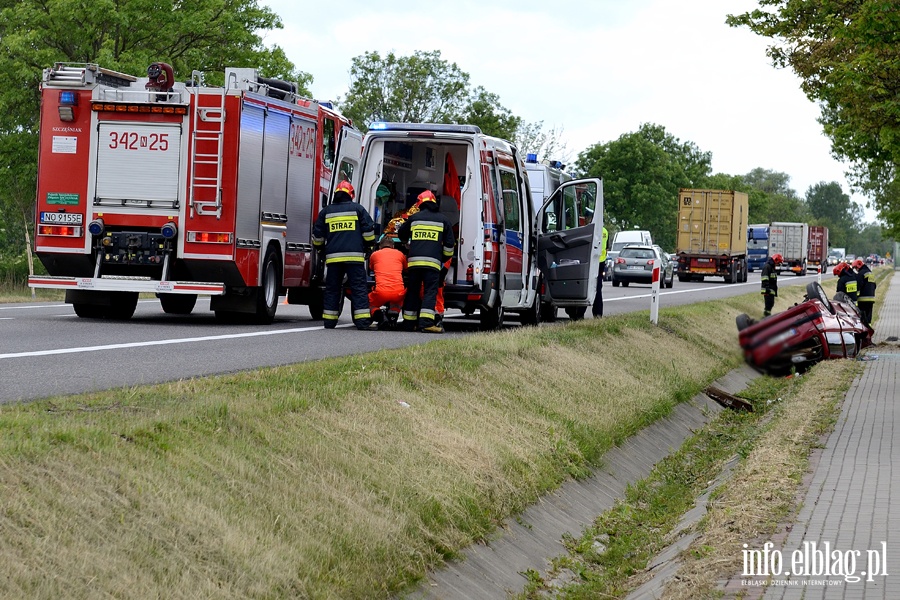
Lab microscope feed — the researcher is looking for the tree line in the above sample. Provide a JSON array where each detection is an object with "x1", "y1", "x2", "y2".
[{"x1": 1, "y1": 0, "x2": 894, "y2": 283}]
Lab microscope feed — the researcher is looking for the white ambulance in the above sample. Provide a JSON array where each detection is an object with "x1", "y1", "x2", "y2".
[{"x1": 356, "y1": 122, "x2": 605, "y2": 329}]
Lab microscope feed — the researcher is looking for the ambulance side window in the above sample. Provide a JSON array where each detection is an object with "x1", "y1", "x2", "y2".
[
  {"x1": 323, "y1": 119, "x2": 336, "y2": 170},
  {"x1": 500, "y1": 170, "x2": 520, "y2": 234},
  {"x1": 338, "y1": 161, "x2": 354, "y2": 183}
]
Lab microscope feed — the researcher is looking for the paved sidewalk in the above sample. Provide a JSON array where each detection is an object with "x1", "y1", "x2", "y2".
[{"x1": 748, "y1": 271, "x2": 899, "y2": 599}]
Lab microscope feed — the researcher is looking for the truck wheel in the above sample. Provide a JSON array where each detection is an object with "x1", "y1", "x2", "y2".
[
  {"x1": 254, "y1": 248, "x2": 280, "y2": 324},
  {"x1": 724, "y1": 263, "x2": 735, "y2": 284},
  {"x1": 677, "y1": 274, "x2": 689, "y2": 283},
  {"x1": 479, "y1": 303, "x2": 504, "y2": 331},
  {"x1": 159, "y1": 293, "x2": 197, "y2": 315},
  {"x1": 105, "y1": 292, "x2": 139, "y2": 320},
  {"x1": 307, "y1": 291, "x2": 324, "y2": 320},
  {"x1": 73, "y1": 303, "x2": 106, "y2": 319}
]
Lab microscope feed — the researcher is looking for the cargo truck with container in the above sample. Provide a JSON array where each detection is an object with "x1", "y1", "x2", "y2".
[
  {"x1": 747, "y1": 224, "x2": 769, "y2": 272},
  {"x1": 768, "y1": 222, "x2": 809, "y2": 275},
  {"x1": 674, "y1": 189, "x2": 748, "y2": 283},
  {"x1": 806, "y1": 225, "x2": 829, "y2": 272}
]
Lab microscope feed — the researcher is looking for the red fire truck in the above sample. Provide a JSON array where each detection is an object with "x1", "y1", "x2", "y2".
[{"x1": 29, "y1": 62, "x2": 362, "y2": 322}]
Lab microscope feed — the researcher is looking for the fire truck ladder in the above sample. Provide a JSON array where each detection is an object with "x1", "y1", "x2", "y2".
[{"x1": 189, "y1": 76, "x2": 226, "y2": 218}]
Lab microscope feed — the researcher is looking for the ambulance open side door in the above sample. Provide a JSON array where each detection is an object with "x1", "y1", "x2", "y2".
[
  {"x1": 535, "y1": 178, "x2": 604, "y2": 307},
  {"x1": 328, "y1": 126, "x2": 363, "y2": 197}
]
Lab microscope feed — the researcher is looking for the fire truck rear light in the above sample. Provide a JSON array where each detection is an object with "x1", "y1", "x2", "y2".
[
  {"x1": 39, "y1": 225, "x2": 83, "y2": 237},
  {"x1": 160, "y1": 221, "x2": 178, "y2": 239},
  {"x1": 58, "y1": 91, "x2": 78, "y2": 121},
  {"x1": 91, "y1": 102, "x2": 188, "y2": 115},
  {"x1": 187, "y1": 231, "x2": 232, "y2": 244},
  {"x1": 87, "y1": 218, "x2": 105, "y2": 236},
  {"x1": 58, "y1": 106, "x2": 75, "y2": 121}
]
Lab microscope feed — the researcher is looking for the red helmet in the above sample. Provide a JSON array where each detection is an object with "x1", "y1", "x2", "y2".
[
  {"x1": 416, "y1": 189, "x2": 437, "y2": 205},
  {"x1": 335, "y1": 180, "x2": 355, "y2": 199},
  {"x1": 833, "y1": 263, "x2": 846, "y2": 277},
  {"x1": 852, "y1": 258, "x2": 864, "y2": 270},
  {"x1": 771, "y1": 253, "x2": 783, "y2": 265}
]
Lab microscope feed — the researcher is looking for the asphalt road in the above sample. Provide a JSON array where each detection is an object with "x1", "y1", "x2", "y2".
[{"x1": 0, "y1": 271, "x2": 830, "y2": 403}]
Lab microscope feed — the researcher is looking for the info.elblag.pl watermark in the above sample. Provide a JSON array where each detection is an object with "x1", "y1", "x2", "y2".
[{"x1": 742, "y1": 541, "x2": 889, "y2": 585}]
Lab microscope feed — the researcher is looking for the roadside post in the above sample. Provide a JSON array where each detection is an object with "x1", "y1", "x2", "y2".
[
  {"x1": 650, "y1": 263, "x2": 660, "y2": 325},
  {"x1": 817, "y1": 263, "x2": 822, "y2": 284}
]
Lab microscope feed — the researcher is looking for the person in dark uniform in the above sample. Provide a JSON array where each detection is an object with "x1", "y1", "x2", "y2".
[
  {"x1": 312, "y1": 181, "x2": 378, "y2": 330},
  {"x1": 397, "y1": 190, "x2": 455, "y2": 333},
  {"x1": 853, "y1": 258, "x2": 876, "y2": 326},
  {"x1": 592, "y1": 226, "x2": 609, "y2": 318},
  {"x1": 760, "y1": 253, "x2": 783, "y2": 317},
  {"x1": 835, "y1": 261, "x2": 858, "y2": 302}
]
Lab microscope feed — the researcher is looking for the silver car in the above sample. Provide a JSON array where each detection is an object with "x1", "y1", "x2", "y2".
[{"x1": 611, "y1": 244, "x2": 675, "y2": 288}]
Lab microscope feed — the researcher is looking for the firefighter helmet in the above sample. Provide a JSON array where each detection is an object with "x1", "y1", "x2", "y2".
[
  {"x1": 852, "y1": 258, "x2": 864, "y2": 270},
  {"x1": 771, "y1": 253, "x2": 784, "y2": 265},
  {"x1": 416, "y1": 190, "x2": 437, "y2": 205},
  {"x1": 833, "y1": 262, "x2": 846, "y2": 277},
  {"x1": 335, "y1": 180, "x2": 355, "y2": 199}
]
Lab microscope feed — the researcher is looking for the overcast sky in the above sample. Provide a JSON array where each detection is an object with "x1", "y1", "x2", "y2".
[{"x1": 260, "y1": 0, "x2": 875, "y2": 221}]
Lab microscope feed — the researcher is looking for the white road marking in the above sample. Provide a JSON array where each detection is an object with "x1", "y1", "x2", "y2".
[{"x1": 0, "y1": 323, "x2": 351, "y2": 360}]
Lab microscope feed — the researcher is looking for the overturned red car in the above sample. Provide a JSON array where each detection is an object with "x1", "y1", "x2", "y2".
[{"x1": 736, "y1": 282, "x2": 874, "y2": 376}]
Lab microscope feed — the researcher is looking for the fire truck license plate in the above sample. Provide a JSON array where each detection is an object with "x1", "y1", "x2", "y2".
[{"x1": 40, "y1": 212, "x2": 83, "y2": 225}]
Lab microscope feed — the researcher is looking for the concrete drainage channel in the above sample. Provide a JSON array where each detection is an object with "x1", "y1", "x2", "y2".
[{"x1": 406, "y1": 365, "x2": 761, "y2": 599}]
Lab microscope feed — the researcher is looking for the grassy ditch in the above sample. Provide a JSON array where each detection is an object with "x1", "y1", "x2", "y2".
[
  {"x1": 514, "y1": 374, "x2": 806, "y2": 599},
  {"x1": 515, "y1": 269, "x2": 892, "y2": 599},
  {"x1": 0, "y1": 277, "x2": 867, "y2": 599}
]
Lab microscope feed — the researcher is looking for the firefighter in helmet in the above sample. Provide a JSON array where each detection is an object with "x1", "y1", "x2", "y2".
[
  {"x1": 760, "y1": 253, "x2": 783, "y2": 317},
  {"x1": 834, "y1": 261, "x2": 858, "y2": 303},
  {"x1": 312, "y1": 180, "x2": 379, "y2": 330},
  {"x1": 397, "y1": 190, "x2": 455, "y2": 333},
  {"x1": 853, "y1": 258, "x2": 876, "y2": 326}
]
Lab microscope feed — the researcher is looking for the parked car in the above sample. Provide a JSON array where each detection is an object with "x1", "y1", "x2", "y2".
[
  {"x1": 736, "y1": 282, "x2": 874, "y2": 376},
  {"x1": 611, "y1": 244, "x2": 674, "y2": 288}
]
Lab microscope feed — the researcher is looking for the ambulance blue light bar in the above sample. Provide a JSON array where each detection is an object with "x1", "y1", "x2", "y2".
[
  {"x1": 526, "y1": 153, "x2": 538, "y2": 163},
  {"x1": 368, "y1": 122, "x2": 482, "y2": 134}
]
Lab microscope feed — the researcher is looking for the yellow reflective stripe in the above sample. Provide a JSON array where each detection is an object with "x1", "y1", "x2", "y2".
[
  {"x1": 325, "y1": 255, "x2": 366, "y2": 263},
  {"x1": 408, "y1": 260, "x2": 441, "y2": 269},
  {"x1": 412, "y1": 224, "x2": 443, "y2": 232}
]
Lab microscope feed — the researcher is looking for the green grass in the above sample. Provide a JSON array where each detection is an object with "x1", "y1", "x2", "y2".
[{"x1": 0, "y1": 273, "x2": 889, "y2": 599}]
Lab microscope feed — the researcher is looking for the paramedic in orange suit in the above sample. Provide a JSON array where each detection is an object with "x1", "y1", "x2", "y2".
[{"x1": 368, "y1": 236, "x2": 407, "y2": 316}]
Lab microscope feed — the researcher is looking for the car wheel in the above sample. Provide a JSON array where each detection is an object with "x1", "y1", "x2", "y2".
[
  {"x1": 807, "y1": 281, "x2": 835, "y2": 315},
  {"x1": 612, "y1": 280, "x2": 620, "y2": 287},
  {"x1": 479, "y1": 303, "x2": 504, "y2": 331},
  {"x1": 736, "y1": 313, "x2": 755, "y2": 331},
  {"x1": 539, "y1": 302, "x2": 558, "y2": 322},
  {"x1": 520, "y1": 295, "x2": 541, "y2": 326},
  {"x1": 565, "y1": 306, "x2": 586, "y2": 321},
  {"x1": 622, "y1": 281, "x2": 629, "y2": 287}
]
